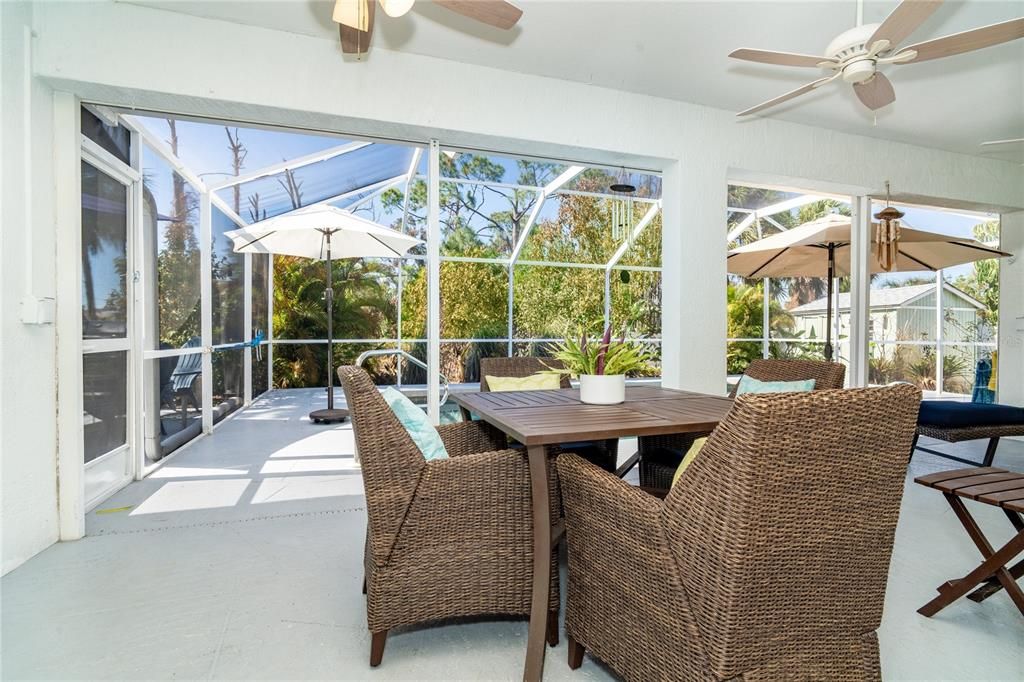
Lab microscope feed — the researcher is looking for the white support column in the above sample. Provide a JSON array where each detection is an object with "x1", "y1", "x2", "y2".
[
  {"x1": 53, "y1": 91, "x2": 85, "y2": 540},
  {"x1": 661, "y1": 159, "x2": 727, "y2": 395},
  {"x1": 998, "y1": 211, "x2": 1024, "y2": 407},
  {"x1": 243, "y1": 252, "x2": 253, "y2": 404},
  {"x1": 199, "y1": 191, "x2": 214, "y2": 432},
  {"x1": 848, "y1": 196, "x2": 871, "y2": 387},
  {"x1": 426, "y1": 140, "x2": 441, "y2": 423},
  {"x1": 935, "y1": 269, "x2": 944, "y2": 395}
]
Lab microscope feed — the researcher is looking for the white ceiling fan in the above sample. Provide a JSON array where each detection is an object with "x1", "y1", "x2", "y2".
[
  {"x1": 729, "y1": 0, "x2": 1024, "y2": 116},
  {"x1": 332, "y1": 0, "x2": 522, "y2": 57}
]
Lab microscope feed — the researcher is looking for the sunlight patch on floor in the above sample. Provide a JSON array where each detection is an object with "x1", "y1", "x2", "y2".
[
  {"x1": 259, "y1": 457, "x2": 357, "y2": 474},
  {"x1": 130, "y1": 479, "x2": 251, "y2": 515},
  {"x1": 149, "y1": 466, "x2": 249, "y2": 479},
  {"x1": 268, "y1": 430, "x2": 355, "y2": 458},
  {"x1": 251, "y1": 475, "x2": 364, "y2": 504}
]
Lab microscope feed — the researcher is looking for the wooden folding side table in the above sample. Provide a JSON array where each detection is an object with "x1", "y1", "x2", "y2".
[{"x1": 914, "y1": 467, "x2": 1024, "y2": 617}]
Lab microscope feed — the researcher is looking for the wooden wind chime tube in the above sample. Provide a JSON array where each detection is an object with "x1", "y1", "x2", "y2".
[{"x1": 874, "y1": 182, "x2": 904, "y2": 272}]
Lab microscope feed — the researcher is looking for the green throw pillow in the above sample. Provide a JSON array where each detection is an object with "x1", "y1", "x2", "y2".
[
  {"x1": 486, "y1": 373, "x2": 561, "y2": 392},
  {"x1": 381, "y1": 387, "x2": 449, "y2": 461},
  {"x1": 671, "y1": 437, "x2": 707, "y2": 488},
  {"x1": 736, "y1": 375, "x2": 816, "y2": 395}
]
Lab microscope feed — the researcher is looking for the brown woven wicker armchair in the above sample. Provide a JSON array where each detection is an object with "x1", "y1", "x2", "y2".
[
  {"x1": 729, "y1": 357, "x2": 847, "y2": 396},
  {"x1": 480, "y1": 356, "x2": 619, "y2": 472},
  {"x1": 558, "y1": 383, "x2": 920, "y2": 681},
  {"x1": 639, "y1": 358, "x2": 847, "y2": 490},
  {"x1": 337, "y1": 366, "x2": 560, "y2": 667}
]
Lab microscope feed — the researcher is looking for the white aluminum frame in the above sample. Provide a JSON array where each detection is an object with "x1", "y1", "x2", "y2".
[
  {"x1": 426, "y1": 140, "x2": 441, "y2": 422},
  {"x1": 121, "y1": 111, "x2": 667, "y2": 420},
  {"x1": 209, "y1": 140, "x2": 371, "y2": 190},
  {"x1": 726, "y1": 194, "x2": 829, "y2": 242},
  {"x1": 78, "y1": 120, "x2": 141, "y2": 514},
  {"x1": 726, "y1": 189, "x2": 1001, "y2": 396}
]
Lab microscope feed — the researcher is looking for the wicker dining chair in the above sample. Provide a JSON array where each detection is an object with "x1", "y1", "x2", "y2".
[
  {"x1": 558, "y1": 383, "x2": 921, "y2": 681},
  {"x1": 479, "y1": 356, "x2": 619, "y2": 472},
  {"x1": 730, "y1": 357, "x2": 847, "y2": 396},
  {"x1": 639, "y1": 358, "x2": 847, "y2": 490},
  {"x1": 337, "y1": 366, "x2": 561, "y2": 667}
]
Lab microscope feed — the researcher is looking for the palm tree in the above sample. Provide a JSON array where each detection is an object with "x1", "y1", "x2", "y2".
[{"x1": 272, "y1": 256, "x2": 397, "y2": 387}]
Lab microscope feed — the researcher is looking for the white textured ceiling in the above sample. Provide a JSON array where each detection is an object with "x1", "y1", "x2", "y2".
[{"x1": 128, "y1": 0, "x2": 1024, "y2": 162}]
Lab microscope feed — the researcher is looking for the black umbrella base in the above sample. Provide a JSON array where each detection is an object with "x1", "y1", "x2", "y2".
[{"x1": 309, "y1": 408, "x2": 349, "y2": 424}]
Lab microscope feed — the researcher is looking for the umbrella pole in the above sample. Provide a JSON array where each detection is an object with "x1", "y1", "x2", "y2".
[
  {"x1": 310, "y1": 229, "x2": 348, "y2": 424},
  {"x1": 326, "y1": 231, "x2": 334, "y2": 410},
  {"x1": 825, "y1": 243, "x2": 835, "y2": 363}
]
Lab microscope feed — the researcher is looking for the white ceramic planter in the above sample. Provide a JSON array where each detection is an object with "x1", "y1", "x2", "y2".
[{"x1": 579, "y1": 373, "x2": 626, "y2": 405}]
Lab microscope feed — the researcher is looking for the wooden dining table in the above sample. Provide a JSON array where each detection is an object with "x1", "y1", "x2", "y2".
[{"x1": 451, "y1": 385, "x2": 734, "y2": 682}]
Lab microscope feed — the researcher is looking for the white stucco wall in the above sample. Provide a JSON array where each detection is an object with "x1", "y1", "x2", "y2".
[
  {"x1": 1, "y1": 0, "x2": 61, "y2": 575},
  {"x1": 2, "y1": 0, "x2": 1023, "y2": 573}
]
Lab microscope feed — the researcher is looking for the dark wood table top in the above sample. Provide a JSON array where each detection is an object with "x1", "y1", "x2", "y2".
[{"x1": 452, "y1": 386, "x2": 733, "y2": 446}]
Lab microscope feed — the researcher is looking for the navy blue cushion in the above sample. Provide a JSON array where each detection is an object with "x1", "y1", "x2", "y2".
[{"x1": 918, "y1": 401, "x2": 1024, "y2": 428}]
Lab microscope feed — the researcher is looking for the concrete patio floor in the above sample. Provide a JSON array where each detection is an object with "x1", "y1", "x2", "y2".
[{"x1": 2, "y1": 387, "x2": 1022, "y2": 680}]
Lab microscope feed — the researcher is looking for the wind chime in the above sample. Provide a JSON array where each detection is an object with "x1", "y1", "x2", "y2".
[
  {"x1": 874, "y1": 181, "x2": 904, "y2": 271},
  {"x1": 609, "y1": 168, "x2": 636, "y2": 247}
]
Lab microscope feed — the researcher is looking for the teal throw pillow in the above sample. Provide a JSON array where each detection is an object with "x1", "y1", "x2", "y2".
[{"x1": 381, "y1": 387, "x2": 449, "y2": 461}]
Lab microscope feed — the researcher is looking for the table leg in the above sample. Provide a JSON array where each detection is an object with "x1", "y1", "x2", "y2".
[
  {"x1": 459, "y1": 405, "x2": 472, "y2": 421},
  {"x1": 918, "y1": 495, "x2": 1024, "y2": 617},
  {"x1": 524, "y1": 444, "x2": 551, "y2": 682}
]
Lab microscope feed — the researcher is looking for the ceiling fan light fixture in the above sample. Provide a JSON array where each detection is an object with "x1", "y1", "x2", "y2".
[
  {"x1": 841, "y1": 59, "x2": 877, "y2": 84},
  {"x1": 379, "y1": 0, "x2": 415, "y2": 18}
]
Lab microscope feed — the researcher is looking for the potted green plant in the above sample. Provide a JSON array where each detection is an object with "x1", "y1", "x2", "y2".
[{"x1": 546, "y1": 325, "x2": 654, "y2": 405}]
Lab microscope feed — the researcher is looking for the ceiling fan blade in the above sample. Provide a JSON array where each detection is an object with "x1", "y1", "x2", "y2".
[
  {"x1": 853, "y1": 72, "x2": 896, "y2": 111},
  {"x1": 433, "y1": 0, "x2": 523, "y2": 30},
  {"x1": 895, "y1": 17, "x2": 1024, "y2": 63},
  {"x1": 736, "y1": 75, "x2": 838, "y2": 117},
  {"x1": 379, "y1": 0, "x2": 415, "y2": 19},
  {"x1": 868, "y1": 0, "x2": 943, "y2": 50},
  {"x1": 334, "y1": 0, "x2": 368, "y2": 30},
  {"x1": 338, "y1": 0, "x2": 375, "y2": 54},
  {"x1": 981, "y1": 138, "x2": 1024, "y2": 147},
  {"x1": 729, "y1": 48, "x2": 835, "y2": 68}
]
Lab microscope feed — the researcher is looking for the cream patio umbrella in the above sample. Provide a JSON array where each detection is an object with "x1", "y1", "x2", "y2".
[
  {"x1": 226, "y1": 205, "x2": 422, "y2": 423},
  {"x1": 727, "y1": 213, "x2": 1011, "y2": 362}
]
